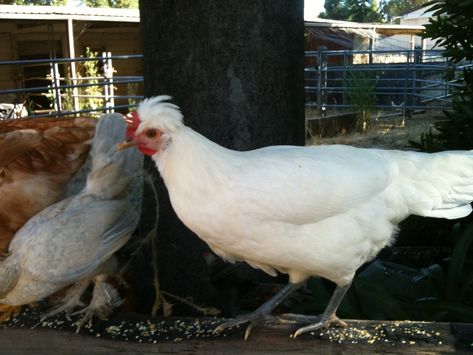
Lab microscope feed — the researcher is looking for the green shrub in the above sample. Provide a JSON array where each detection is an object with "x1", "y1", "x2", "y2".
[{"x1": 347, "y1": 70, "x2": 378, "y2": 131}]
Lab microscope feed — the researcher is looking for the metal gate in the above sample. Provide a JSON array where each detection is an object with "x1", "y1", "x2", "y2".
[
  {"x1": 305, "y1": 47, "x2": 472, "y2": 116},
  {"x1": 0, "y1": 53, "x2": 143, "y2": 119}
]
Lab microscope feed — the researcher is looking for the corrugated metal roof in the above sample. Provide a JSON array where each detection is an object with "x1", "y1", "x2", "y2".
[
  {"x1": 306, "y1": 18, "x2": 424, "y2": 31},
  {"x1": 0, "y1": 4, "x2": 139, "y2": 22}
]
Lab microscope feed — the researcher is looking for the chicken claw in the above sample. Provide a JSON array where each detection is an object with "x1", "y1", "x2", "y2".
[
  {"x1": 41, "y1": 276, "x2": 122, "y2": 333},
  {"x1": 0, "y1": 304, "x2": 22, "y2": 323},
  {"x1": 41, "y1": 280, "x2": 89, "y2": 321},
  {"x1": 281, "y1": 283, "x2": 350, "y2": 338},
  {"x1": 279, "y1": 313, "x2": 347, "y2": 337},
  {"x1": 214, "y1": 312, "x2": 277, "y2": 341},
  {"x1": 214, "y1": 282, "x2": 304, "y2": 340},
  {"x1": 71, "y1": 277, "x2": 123, "y2": 333}
]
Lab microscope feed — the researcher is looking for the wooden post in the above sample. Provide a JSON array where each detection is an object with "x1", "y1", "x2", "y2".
[
  {"x1": 368, "y1": 37, "x2": 374, "y2": 64},
  {"x1": 409, "y1": 34, "x2": 415, "y2": 61},
  {"x1": 138, "y1": 0, "x2": 305, "y2": 313},
  {"x1": 67, "y1": 18, "x2": 80, "y2": 115}
]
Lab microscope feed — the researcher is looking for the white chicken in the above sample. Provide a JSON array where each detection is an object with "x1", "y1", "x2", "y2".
[
  {"x1": 120, "y1": 96, "x2": 473, "y2": 339},
  {"x1": 0, "y1": 113, "x2": 142, "y2": 331}
]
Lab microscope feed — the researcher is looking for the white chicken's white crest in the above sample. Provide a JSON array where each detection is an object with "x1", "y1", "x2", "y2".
[{"x1": 137, "y1": 95, "x2": 184, "y2": 134}]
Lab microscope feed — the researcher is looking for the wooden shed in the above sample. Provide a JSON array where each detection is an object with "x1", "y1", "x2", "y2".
[
  {"x1": 0, "y1": 5, "x2": 142, "y2": 113},
  {"x1": 304, "y1": 18, "x2": 425, "y2": 66}
]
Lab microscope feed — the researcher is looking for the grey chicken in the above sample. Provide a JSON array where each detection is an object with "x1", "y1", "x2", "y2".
[{"x1": 0, "y1": 114, "x2": 142, "y2": 331}]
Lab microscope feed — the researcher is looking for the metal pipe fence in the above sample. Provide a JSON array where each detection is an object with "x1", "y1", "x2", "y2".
[
  {"x1": 305, "y1": 47, "x2": 471, "y2": 117},
  {"x1": 0, "y1": 49, "x2": 470, "y2": 120},
  {"x1": 0, "y1": 54, "x2": 144, "y2": 119}
]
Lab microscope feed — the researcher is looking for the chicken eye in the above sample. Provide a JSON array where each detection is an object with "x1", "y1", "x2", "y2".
[{"x1": 146, "y1": 129, "x2": 158, "y2": 138}]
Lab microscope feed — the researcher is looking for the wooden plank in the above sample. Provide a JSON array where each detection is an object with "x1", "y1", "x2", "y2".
[{"x1": 0, "y1": 307, "x2": 472, "y2": 354}]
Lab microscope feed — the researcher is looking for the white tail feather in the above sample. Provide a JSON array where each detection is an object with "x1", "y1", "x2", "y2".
[{"x1": 401, "y1": 150, "x2": 473, "y2": 219}]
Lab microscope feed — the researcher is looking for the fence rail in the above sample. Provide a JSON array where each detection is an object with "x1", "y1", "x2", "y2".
[
  {"x1": 305, "y1": 47, "x2": 472, "y2": 117},
  {"x1": 0, "y1": 49, "x2": 470, "y2": 119},
  {"x1": 0, "y1": 53, "x2": 144, "y2": 119}
]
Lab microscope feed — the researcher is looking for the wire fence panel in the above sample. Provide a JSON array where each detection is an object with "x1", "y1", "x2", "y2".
[{"x1": 305, "y1": 47, "x2": 472, "y2": 116}]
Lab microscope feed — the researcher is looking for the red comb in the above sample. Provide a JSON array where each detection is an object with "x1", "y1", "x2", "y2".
[{"x1": 125, "y1": 111, "x2": 141, "y2": 137}]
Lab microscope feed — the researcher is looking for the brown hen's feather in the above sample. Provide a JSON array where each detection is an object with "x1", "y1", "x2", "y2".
[{"x1": 0, "y1": 117, "x2": 96, "y2": 254}]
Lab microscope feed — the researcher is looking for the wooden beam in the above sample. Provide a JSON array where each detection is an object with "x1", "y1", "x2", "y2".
[{"x1": 0, "y1": 307, "x2": 472, "y2": 353}]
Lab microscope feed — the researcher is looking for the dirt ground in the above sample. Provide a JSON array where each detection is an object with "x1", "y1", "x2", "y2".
[{"x1": 307, "y1": 111, "x2": 442, "y2": 150}]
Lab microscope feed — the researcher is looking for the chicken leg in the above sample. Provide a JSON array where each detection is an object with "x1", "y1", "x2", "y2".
[
  {"x1": 214, "y1": 282, "x2": 304, "y2": 340},
  {"x1": 70, "y1": 275, "x2": 123, "y2": 333},
  {"x1": 41, "y1": 279, "x2": 90, "y2": 321},
  {"x1": 280, "y1": 282, "x2": 351, "y2": 337},
  {"x1": 41, "y1": 274, "x2": 122, "y2": 333}
]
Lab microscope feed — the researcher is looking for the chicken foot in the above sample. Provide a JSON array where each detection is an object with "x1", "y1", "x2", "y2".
[
  {"x1": 71, "y1": 275, "x2": 123, "y2": 333},
  {"x1": 213, "y1": 282, "x2": 304, "y2": 340},
  {"x1": 0, "y1": 304, "x2": 23, "y2": 323},
  {"x1": 279, "y1": 282, "x2": 351, "y2": 338},
  {"x1": 41, "y1": 275, "x2": 122, "y2": 333},
  {"x1": 41, "y1": 279, "x2": 90, "y2": 321}
]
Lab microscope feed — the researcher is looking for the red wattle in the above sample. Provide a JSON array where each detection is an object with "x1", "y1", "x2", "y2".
[{"x1": 139, "y1": 147, "x2": 158, "y2": 156}]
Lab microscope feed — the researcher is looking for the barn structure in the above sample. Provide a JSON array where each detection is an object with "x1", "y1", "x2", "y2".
[
  {"x1": 304, "y1": 18, "x2": 428, "y2": 67},
  {"x1": 0, "y1": 5, "x2": 432, "y2": 116},
  {"x1": 0, "y1": 5, "x2": 142, "y2": 115}
]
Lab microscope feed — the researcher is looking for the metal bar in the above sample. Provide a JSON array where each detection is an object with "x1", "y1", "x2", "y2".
[
  {"x1": 0, "y1": 54, "x2": 143, "y2": 66},
  {"x1": 316, "y1": 47, "x2": 324, "y2": 116},
  {"x1": 309, "y1": 104, "x2": 452, "y2": 110},
  {"x1": 102, "y1": 52, "x2": 110, "y2": 113},
  {"x1": 72, "y1": 94, "x2": 144, "y2": 99},
  {"x1": 48, "y1": 24, "x2": 62, "y2": 115},
  {"x1": 0, "y1": 48, "x2": 469, "y2": 118},
  {"x1": 27, "y1": 103, "x2": 140, "y2": 118},
  {"x1": 104, "y1": 51, "x2": 115, "y2": 113},
  {"x1": 0, "y1": 78, "x2": 143, "y2": 95}
]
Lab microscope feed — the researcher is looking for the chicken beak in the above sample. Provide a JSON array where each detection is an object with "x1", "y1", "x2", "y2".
[{"x1": 117, "y1": 138, "x2": 138, "y2": 151}]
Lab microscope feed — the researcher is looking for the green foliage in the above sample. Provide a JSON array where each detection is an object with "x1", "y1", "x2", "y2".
[
  {"x1": 423, "y1": 0, "x2": 473, "y2": 63},
  {"x1": 395, "y1": 0, "x2": 473, "y2": 324},
  {"x1": 319, "y1": 0, "x2": 431, "y2": 24},
  {"x1": 347, "y1": 70, "x2": 378, "y2": 131},
  {"x1": 411, "y1": 91, "x2": 473, "y2": 152},
  {"x1": 380, "y1": 0, "x2": 428, "y2": 22},
  {"x1": 319, "y1": 0, "x2": 351, "y2": 20},
  {"x1": 320, "y1": 0, "x2": 383, "y2": 23},
  {"x1": 412, "y1": 0, "x2": 473, "y2": 152},
  {"x1": 127, "y1": 82, "x2": 138, "y2": 108},
  {"x1": 81, "y1": 47, "x2": 104, "y2": 113},
  {"x1": 50, "y1": 47, "x2": 105, "y2": 116}
]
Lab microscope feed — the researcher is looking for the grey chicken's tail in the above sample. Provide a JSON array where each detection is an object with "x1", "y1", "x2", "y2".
[
  {"x1": 85, "y1": 113, "x2": 142, "y2": 199},
  {"x1": 0, "y1": 255, "x2": 19, "y2": 299}
]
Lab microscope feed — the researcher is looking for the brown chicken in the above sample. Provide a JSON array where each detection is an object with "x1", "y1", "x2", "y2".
[{"x1": 0, "y1": 117, "x2": 96, "y2": 254}]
